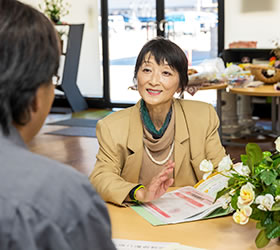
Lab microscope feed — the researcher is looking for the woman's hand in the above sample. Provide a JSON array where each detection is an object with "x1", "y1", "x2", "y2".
[{"x1": 136, "y1": 160, "x2": 175, "y2": 203}]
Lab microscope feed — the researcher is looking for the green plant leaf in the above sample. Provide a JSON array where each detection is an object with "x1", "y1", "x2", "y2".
[
  {"x1": 271, "y1": 201, "x2": 280, "y2": 211},
  {"x1": 231, "y1": 193, "x2": 238, "y2": 210},
  {"x1": 263, "y1": 151, "x2": 272, "y2": 158},
  {"x1": 256, "y1": 222, "x2": 265, "y2": 230},
  {"x1": 215, "y1": 188, "x2": 229, "y2": 201},
  {"x1": 250, "y1": 206, "x2": 267, "y2": 222},
  {"x1": 246, "y1": 143, "x2": 263, "y2": 172},
  {"x1": 266, "y1": 222, "x2": 280, "y2": 239},
  {"x1": 273, "y1": 157, "x2": 280, "y2": 168},
  {"x1": 255, "y1": 229, "x2": 270, "y2": 248},
  {"x1": 240, "y1": 154, "x2": 248, "y2": 165},
  {"x1": 260, "y1": 170, "x2": 277, "y2": 186},
  {"x1": 228, "y1": 177, "x2": 236, "y2": 186},
  {"x1": 274, "y1": 180, "x2": 280, "y2": 195}
]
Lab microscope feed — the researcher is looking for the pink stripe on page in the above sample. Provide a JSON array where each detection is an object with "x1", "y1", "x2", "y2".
[
  {"x1": 175, "y1": 192, "x2": 204, "y2": 207},
  {"x1": 146, "y1": 203, "x2": 171, "y2": 218}
]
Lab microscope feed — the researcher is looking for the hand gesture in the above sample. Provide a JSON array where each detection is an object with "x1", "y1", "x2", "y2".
[{"x1": 136, "y1": 160, "x2": 175, "y2": 203}]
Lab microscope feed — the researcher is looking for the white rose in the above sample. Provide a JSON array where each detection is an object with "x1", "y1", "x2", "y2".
[
  {"x1": 275, "y1": 137, "x2": 280, "y2": 152},
  {"x1": 199, "y1": 159, "x2": 213, "y2": 180},
  {"x1": 237, "y1": 182, "x2": 255, "y2": 208},
  {"x1": 218, "y1": 155, "x2": 232, "y2": 173},
  {"x1": 275, "y1": 195, "x2": 280, "y2": 201},
  {"x1": 221, "y1": 193, "x2": 232, "y2": 209},
  {"x1": 233, "y1": 206, "x2": 252, "y2": 225},
  {"x1": 233, "y1": 162, "x2": 251, "y2": 176},
  {"x1": 255, "y1": 194, "x2": 275, "y2": 211}
]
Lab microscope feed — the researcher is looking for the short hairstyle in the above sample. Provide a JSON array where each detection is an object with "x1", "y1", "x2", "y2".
[
  {"x1": 133, "y1": 37, "x2": 188, "y2": 95},
  {"x1": 0, "y1": 0, "x2": 60, "y2": 135}
]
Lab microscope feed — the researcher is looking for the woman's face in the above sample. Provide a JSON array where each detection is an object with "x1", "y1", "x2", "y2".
[{"x1": 137, "y1": 54, "x2": 180, "y2": 109}]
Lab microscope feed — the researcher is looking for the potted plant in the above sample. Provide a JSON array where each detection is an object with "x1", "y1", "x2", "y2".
[{"x1": 39, "y1": 0, "x2": 70, "y2": 24}]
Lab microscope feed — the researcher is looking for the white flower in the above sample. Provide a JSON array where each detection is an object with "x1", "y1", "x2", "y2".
[
  {"x1": 275, "y1": 195, "x2": 280, "y2": 202},
  {"x1": 255, "y1": 194, "x2": 275, "y2": 211},
  {"x1": 233, "y1": 162, "x2": 251, "y2": 176},
  {"x1": 221, "y1": 193, "x2": 232, "y2": 209},
  {"x1": 218, "y1": 155, "x2": 232, "y2": 173},
  {"x1": 233, "y1": 206, "x2": 252, "y2": 225},
  {"x1": 275, "y1": 137, "x2": 280, "y2": 152},
  {"x1": 237, "y1": 182, "x2": 255, "y2": 208},
  {"x1": 229, "y1": 189, "x2": 236, "y2": 196},
  {"x1": 199, "y1": 159, "x2": 213, "y2": 180}
]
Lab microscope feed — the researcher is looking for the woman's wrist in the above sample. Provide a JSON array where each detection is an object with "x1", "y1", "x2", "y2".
[
  {"x1": 129, "y1": 184, "x2": 145, "y2": 203},
  {"x1": 135, "y1": 186, "x2": 145, "y2": 202}
]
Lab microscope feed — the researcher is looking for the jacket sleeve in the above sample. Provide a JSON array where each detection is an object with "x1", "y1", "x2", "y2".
[{"x1": 89, "y1": 119, "x2": 137, "y2": 205}]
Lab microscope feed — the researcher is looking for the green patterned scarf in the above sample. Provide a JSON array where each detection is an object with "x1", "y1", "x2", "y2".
[{"x1": 140, "y1": 99, "x2": 172, "y2": 139}]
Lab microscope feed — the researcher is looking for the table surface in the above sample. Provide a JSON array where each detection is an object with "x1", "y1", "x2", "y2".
[
  {"x1": 107, "y1": 202, "x2": 280, "y2": 250},
  {"x1": 229, "y1": 85, "x2": 280, "y2": 97}
]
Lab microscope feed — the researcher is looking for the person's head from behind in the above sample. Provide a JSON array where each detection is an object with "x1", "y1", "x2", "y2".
[
  {"x1": 133, "y1": 37, "x2": 188, "y2": 107},
  {"x1": 0, "y1": 0, "x2": 60, "y2": 142}
]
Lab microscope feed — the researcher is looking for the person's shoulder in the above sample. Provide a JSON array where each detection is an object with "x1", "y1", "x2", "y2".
[{"x1": 1, "y1": 148, "x2": 98, "y2": 214}]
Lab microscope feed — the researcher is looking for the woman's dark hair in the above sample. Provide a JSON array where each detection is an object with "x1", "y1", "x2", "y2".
[
  {"x1": 133, "y1": 37, "x2": 188, "y2": 95},
  {"x1": 0, "y1": 0, "x2": 60, "y2": 135}
]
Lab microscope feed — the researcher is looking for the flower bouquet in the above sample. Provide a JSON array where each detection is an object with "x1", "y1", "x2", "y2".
[{"x1": 200, "y1": 138, "x2": 280, "y2": 248}]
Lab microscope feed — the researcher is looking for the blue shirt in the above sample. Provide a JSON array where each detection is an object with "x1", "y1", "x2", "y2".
[{"x1": 0, "y1": 126, "x2": 116, "y2": 250}]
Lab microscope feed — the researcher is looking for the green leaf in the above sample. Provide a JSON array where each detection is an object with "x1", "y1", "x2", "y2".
[
  {"x1": 273, "y1": 157, "x2": 280, "y2": 168},
  {"x1": 231, "y1": 193, "x2": 238, "y2": 211},
  {"x1": 263, "y1": 151, "x2": 272, "y2": 158},
  {"x1": 263, "y1": 213, "x2": 273, "y2": 226},
  {"x1": 256, "y1": 222, "x2": 265, "y2": 230},
  {"x1": 273, "y1": 211, "x2": 280, "y2": 222},
  {"x1": 215, "y1": 188, "x2": 229, "y2": 201},
  {"x1": 228, "y1": 177, "x2": 236, "y2": 187},
  {"x1": 255, "y1": 230, "x2": 270, "y2": 248},
  {"x1": 263, "y1": 185, "x2": 276, "y2": 197},
  {"x1": 271, "y1": 201, "x2": 280, "y2": 211},
  {"x1": 271, "y1": 152, "x2": 280, "y2": 160},
  {"x1": 240, "y1": 154, "x2": 248, "y2": 165},
  {"x1": 273, "y1": 180, "x2": 280, "y2": 196},
  {"x1": 260, "y1": 170, "x2": 277, "y2": 185},
  {"x1": 266, "y1": 222, "x2": 280, "y2": 239},
  {"x1": 246, "y1": 143, "x2": 263, "y2": 172},
  {"x1": 250, "y1": 206, "x2": 267, "y2": 222}
]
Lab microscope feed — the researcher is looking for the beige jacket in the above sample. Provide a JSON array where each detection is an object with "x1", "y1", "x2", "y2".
[{"x1": 89, "y1": 99, "x2": 226, "y2": 205}]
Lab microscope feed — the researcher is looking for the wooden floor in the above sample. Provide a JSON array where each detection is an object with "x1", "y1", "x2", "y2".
[
  {"x1": 28, "y1": 122, "x2": 276, "y2": 176},
  {"x1": 28, "y1": 125, "x2": 99, "y2": 176}
]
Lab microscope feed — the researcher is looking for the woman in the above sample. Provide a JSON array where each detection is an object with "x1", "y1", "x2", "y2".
[{"x1": 90, "y1": 37, "x2": 225, "y2": 206}]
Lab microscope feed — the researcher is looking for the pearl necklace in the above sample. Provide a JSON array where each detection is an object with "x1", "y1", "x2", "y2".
[{"x1": 144, "y1": 141, "x2": 175, "y2": 165}]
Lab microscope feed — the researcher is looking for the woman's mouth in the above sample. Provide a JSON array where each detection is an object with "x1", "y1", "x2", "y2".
[{"x1": 147, "y1": 89, "x2": 162, "y2": 96}]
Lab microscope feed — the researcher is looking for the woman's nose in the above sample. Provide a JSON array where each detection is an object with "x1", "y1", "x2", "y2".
[{"x1": 149, "y1": 72, "x2": 160, "y2": 85}]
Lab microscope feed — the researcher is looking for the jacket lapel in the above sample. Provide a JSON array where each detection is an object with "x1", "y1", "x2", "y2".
[
  {"x1": 174, "y1": 99, "x2": 190, "y2": 178},
  {"x1": 124, "y1": 101, "x2": 144, "y2": 183}
]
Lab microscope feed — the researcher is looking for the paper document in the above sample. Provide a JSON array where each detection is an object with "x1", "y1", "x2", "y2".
[
  {"x1": 131, "y1": 173, "x2": 231, "y2": 226},
  {"x1": 113, "y1": 239, "x2": 206, "y2": 250}
]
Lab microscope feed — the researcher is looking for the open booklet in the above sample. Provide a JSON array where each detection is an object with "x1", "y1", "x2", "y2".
[{"x1": 131, "y1": 173, "x2": 232, "y2": 226}]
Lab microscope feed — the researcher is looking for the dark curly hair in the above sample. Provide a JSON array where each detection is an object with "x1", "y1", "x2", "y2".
[
  {"x1": 0, "y1": 0, "x2": 60, "y2": 135},
  {"x1": 133, "y1": 37, "x2": 188, "y2": 96}
]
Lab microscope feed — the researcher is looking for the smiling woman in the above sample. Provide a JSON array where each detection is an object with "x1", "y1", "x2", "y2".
[{"x1": 89, "y1": 37, "x2": 226, "y2": 206}]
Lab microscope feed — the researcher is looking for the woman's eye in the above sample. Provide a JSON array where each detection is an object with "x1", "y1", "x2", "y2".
[
  {"x1": 163, "y1": 71, "x2": 172, "y2": 76},
  {"x1": 142, "y1": 68, "x2": 151, "y2": 73}
]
